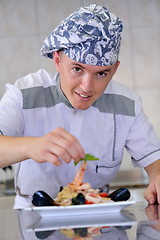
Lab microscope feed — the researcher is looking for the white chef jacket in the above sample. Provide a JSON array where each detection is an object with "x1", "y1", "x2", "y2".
[{"x1": 0, "y1": 69, "x2": 160, "y2": 208}]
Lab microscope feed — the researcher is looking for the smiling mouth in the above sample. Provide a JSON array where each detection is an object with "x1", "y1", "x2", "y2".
[
  {"x1": 79, "y1": 93, "x2": 89, "y2": 98},
  {"x1": 75, "y1": 92, "x2": 92, "y2": 100}
]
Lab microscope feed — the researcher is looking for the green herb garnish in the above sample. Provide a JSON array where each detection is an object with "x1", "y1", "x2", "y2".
[{"x1": 74, "y1": 153, "x2": 99, "y2": 166}]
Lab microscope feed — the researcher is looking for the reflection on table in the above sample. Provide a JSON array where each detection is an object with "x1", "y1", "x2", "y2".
[{"x1": 1, "y1": 201, "x2": 160, "y2": 239}]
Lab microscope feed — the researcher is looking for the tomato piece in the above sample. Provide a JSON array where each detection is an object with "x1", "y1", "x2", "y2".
[
  {"x1": 88, "y1": 193, "x2": 98, "y2": 198},
  {"x1": 99, "y1": 192, "x2": 108, "y2": 198},
  {"x1": 85, "y1": 200, "x2": 94, "y2": 204}
]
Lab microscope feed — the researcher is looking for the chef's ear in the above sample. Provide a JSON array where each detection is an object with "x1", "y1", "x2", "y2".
[
  {"x1": 115, "y1": 61, "x2": 120, "y2": 72},
  {"x1": 53, "y1": 51, "x2": 62, "y2": 71}
]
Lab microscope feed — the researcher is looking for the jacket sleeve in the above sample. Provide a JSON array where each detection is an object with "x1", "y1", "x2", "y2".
[
  {"x1": 0, "y1": 83, "x2": 24, "y2": 137},
  {"x1": 125, "y1": 95, "x2": 160, "y2": 168}
]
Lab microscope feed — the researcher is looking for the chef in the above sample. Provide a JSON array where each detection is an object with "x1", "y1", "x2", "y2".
[{"x1": 0, "y1": 4, "x2": 160, "y2": 208}]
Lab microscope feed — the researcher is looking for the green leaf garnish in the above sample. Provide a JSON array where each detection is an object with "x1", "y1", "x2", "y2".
[{"x1": 74, "y1": 153, "x2": 99, "y2": 166}]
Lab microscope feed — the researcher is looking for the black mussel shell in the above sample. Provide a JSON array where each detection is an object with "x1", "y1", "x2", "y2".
[
  {"x1": 35, "y1": 230, "x2": 55, "y2": 239},
  {"x1": 117, "y1": 225, "x2": 132, "y2": 230},
  {"x1": 32, "y1": 190, "x2": 58, "y2": 206},
  {"x1": 74, "y1": 228, "x2": 88, "y2": 237},
  {"x1": 108, "y1": 188, "x2": 131, "y2": 202},
  {"x1": 72, "y1": 193, "x2": 85, "y2": 205},
  {"x1": 59, "y1": 186, "x2": 63, "y2": 192}
]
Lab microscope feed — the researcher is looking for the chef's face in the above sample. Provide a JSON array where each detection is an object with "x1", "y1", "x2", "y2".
[{"x1": 54, "y1": 51, "x2": 120, "y2": 110}]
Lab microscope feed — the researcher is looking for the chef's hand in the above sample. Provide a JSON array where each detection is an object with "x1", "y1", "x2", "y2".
[
  {"x1": 28, "y1": 127, "x2": 85, "y2": 166},
  {"x1": 145, "y1": 204, "x2": 160, "y2": 230},
  {"x1": 144, "y1": 160, "x2": 160, "y2": 204},
  {"x1": 144, "y1": 175, "x2": 160, "y2": 204}
]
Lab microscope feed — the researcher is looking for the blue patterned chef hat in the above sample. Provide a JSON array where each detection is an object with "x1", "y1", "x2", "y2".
[{"x1": 41, "y1": 4, "x2": 123, "y2": 66}]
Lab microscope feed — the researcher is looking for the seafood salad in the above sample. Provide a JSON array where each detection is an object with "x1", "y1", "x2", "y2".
[
  {"x1": 54, "y1": 161, "x2": 113, "y2": 206},
  {"x1": 32, "y1": 155, "x2": 131, "y2": 207}
]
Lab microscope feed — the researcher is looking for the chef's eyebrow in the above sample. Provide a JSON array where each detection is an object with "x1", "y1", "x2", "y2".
[
  {"x1": 71, "y1": 62, "x2": 112, "y2": 72},
  {"x1": 71, "y1": 62, "x2": 85, "y2": 69}
]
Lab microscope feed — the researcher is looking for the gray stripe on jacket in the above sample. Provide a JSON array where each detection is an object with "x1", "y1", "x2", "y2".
[{"x1": 21, "y1": 85, "x2": 135, "y2": 116}]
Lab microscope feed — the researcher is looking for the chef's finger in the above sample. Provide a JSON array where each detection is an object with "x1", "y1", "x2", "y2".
[
  {"x1": 47, "y1": 153, "x2": 62, "y2": 166},
  {"x1": 47, "y1": 141, "x2": 73, "y2": 164},
  {"x1": 145, "y1": 205, "x2": 158, "y2": 220},
  {"x1": 155, "y1": 184, "x2": 160, "y2": 205},
  {"x1": 144, "y1": 187, "x2": 157, "y2": 205},
  {"x1": 53, "y1": 127, "x2": 85, "y2": 159}
]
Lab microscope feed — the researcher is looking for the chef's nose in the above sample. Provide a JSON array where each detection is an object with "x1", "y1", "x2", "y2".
[{"x1": 80, "y1": 74, "x2": 93, "y2": 92}]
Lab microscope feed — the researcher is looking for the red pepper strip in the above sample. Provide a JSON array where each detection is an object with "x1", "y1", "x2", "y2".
[{"x1": 99, "y1": 192, "x2": 109, "y2": 198}]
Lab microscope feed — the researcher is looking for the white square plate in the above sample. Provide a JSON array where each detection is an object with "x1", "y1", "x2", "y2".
[{"x1": 25, "y1": 199, "x2": 136, "y2": 218}]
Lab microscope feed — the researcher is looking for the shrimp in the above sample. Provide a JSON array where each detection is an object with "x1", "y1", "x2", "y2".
[{"x1": 69, "y1": 161, "x2": 87, "y2": 190}]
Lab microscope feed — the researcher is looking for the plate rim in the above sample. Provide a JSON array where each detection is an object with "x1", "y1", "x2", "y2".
[{"x1": 24, "y1": 199, "x2": 137, "y2": 212}]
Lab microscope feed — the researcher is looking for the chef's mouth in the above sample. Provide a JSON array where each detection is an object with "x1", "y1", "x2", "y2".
[{"x1": 75, "y1": 91, "x2": 92, "y2": 99}]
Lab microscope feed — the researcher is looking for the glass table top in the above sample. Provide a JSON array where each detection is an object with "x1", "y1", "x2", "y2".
[{"x1": 1, "y1": 201, "x2": 160, "y2": 239}]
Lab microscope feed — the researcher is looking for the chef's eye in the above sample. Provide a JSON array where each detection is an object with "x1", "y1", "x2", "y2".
[
  {"x1": 97, "y1": 71, "x2": 107, "y2": 77},
  {"x1": 73, "y1": 67, "x2": 81, "y2": 73}
]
